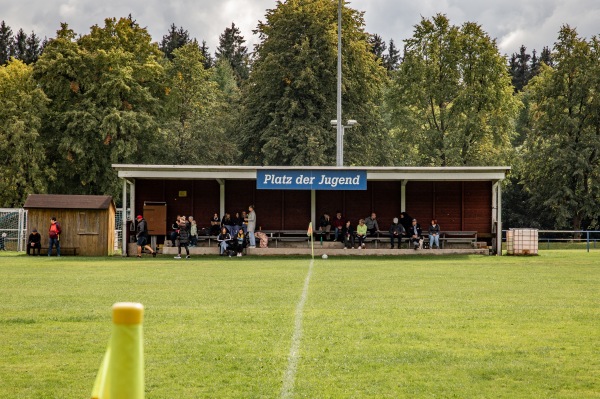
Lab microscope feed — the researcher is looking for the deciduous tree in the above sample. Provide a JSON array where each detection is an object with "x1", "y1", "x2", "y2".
[
  {"x1": 521, "y1": 26, "x2": 600, "y2": 230},
  {"x1": 386, "y1": 14, "x2": 519, "y2": 166}
]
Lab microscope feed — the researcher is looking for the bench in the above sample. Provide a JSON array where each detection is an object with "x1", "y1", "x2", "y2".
[
  {"x1": 39, "y1": 247, "x2": 79, "y2": 256},
  {"x1": 440, "y1": 231, "x2": 477, "y2": 249},
  {"x1": 263, "y1": 230, "x2": 310, "y2": 248}
]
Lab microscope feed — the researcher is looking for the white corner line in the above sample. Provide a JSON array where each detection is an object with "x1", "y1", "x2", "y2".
[{"x1": 280, "y1": 259, "x2": 314, "y2": 399}]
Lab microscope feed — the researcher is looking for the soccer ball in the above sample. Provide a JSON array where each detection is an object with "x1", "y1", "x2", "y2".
[{"x1": 322, "y1": 254, "x2": 328, "y2": 259}]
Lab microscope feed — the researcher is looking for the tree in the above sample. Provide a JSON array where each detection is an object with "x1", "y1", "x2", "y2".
[
  {"x1": 215, "y1": 23, "x2": 249, "y2": 83},
  {"x1": 160, "y1": 44, "x2": 237, "y2": 165},
  {"x1": 200, "y1": 40, "x2": 213, "y2": 69},
  {"x1": 386, "y1": 14, "x2": 520, "y2": 166},
  {"x1": 383, "y1": 38, "x2": 400, "y2": 71},
  {"x1": 13, "y1": 29, "x2": 27, "y2": 61},
  {"x1": 0, "y1": 21, "x2": 13, "y2": 64},
  {"x1": 368, "y1": 34, "x2": 386, "y2": 62},
  {"x1": 0, "y1": 59, "x2": 52, "y2": 206},
  {"x1": 24, "y1": 31, "x2": 43, "y2": 64},
  {"x1": 510, "y1": 45, "x2": 531, "y2": 91},
  {"x1": 521, "y1": 26, "x2": 600, "y2": 231},
  {"x1": 239, "y1": 0, "x2": 389, "y2": 166},
  {"x1": 34, "y1": 19, "x2": 165, "y2": 197},
  {"x1": 160, "y1": 23, "x2": 191, "y2": 60}
]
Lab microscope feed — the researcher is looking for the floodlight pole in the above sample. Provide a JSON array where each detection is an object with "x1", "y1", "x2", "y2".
[{"x1": 336, "y1": 0, "x2": 343, "y2": 167}]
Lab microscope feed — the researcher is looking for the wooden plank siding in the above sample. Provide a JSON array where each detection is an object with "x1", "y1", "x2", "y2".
[
  {"x1": 26, "y1": 207, "x2": 115, "y2": 256},
  {"x1": 134, "y1": 179, "x2": 493, "y2": 237}
]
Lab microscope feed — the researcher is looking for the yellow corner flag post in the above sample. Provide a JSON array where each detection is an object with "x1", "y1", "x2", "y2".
[
  {"x1": 91, "y1": 302, "x2": 145, "y2": 399},
  {"x1": 307, "y1": 222, "x2": 314, "y2": 259}
]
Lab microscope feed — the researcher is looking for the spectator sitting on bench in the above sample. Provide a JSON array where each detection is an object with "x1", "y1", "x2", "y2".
[
  {"x1": 232, "y1": 229, "x2": 246, "y2": 257},
  {"x1": 233, "y1": 212, "x2": 244, "y2": 236},
  {"x1": 364, "y1": 213, "x2": 380, "y2": 236},
  {"x1": 221, "y1": 213, "x2": 233, "y2": 234},
  {"x1": 389, "y1": 218, "x2": 405, "y2": 249},
  {"x1": 429, "y1": 219, "x2": 441, "y2": 249},
  {"x1": 356, "y1": 219, "x2": 367, "y2": 249},
  {"x1": 399, "y1": 212, "x2": 413, "y2": 235},
  {"x1": 169, "y1": 215, "x2": 181, "y2": 246},
  {"x1": 342, "y1": 220, "x2": 355, "y2": 249},
  {"x1": 217, "y1": 227, "x2": 232, "y2": 256},
  {"x1": 27, "y1": 228, "x2": 42, "y2": 255},
  {"x1": 332, "y1": 211, "x2": 344, "y2": 242},
  {"x1": 318, "y1": 213, "x2": 331, "y2": 240},
  {"x1": 209, "y1": 213, "x2": 221, "y2": 236},
  {"x1": 241, "y1": 211, "x2": 248, "y2": 234},
  {"x1": 409, "y1": 218, "x2": 422, "y2": 250}
]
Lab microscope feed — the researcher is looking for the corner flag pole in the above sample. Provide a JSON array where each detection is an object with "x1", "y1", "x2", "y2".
[{"x1": 307, "y1": 222, "x2": 314, "y2": 259}]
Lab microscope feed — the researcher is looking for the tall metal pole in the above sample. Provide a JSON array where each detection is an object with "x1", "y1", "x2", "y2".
[{"x1": 336, "y1": 0, "x2": 343, "y2": 167}]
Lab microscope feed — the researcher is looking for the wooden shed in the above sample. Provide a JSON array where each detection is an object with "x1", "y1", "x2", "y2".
[{"x1": 23, "y1": 195, "x2": 116, "y2": 256}]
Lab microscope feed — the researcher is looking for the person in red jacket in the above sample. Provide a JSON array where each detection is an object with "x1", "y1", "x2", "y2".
[
  {"x1": 332, "y1": 211, "x2": 345, "y2": 242},
  {"x1": 48, "y1": 217, "x2": 61, "y2": 256}
]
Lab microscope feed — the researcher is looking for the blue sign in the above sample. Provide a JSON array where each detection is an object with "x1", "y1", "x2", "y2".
[{"x1": 257, "y1": 170, "x2": 367, "y2": 190}]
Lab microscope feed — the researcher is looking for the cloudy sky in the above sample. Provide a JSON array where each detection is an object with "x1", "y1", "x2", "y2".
[{"x1": 3, "y1": 0, "x2": 599, "y2": 56}]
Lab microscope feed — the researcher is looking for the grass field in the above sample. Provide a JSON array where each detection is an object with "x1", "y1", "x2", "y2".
[{"x1": 1, "y1": 252, "x2": 599, "y2": 398}]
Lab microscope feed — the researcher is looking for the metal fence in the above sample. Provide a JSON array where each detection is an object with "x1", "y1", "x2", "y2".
[
  {"x1": 502, "y1": 230, "x2": 600, "y2": 252},
  {"x1": 0, "y1": 208, "x2": 127, "y2": 253}
]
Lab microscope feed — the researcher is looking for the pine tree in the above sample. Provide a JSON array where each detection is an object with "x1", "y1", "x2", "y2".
[
  {"x1": 368, "y1": 34, "x2": 386, "y2": 62},
  {"x1": 383, "y1": 39, "x2": 400, "y2": 71},
  {"x1": 539, "y1": 46, "x2": 553, "y2": 67},
  {"x1": 511, "y1": 45, "x2": 531, "y2": 91},
  {"x1": 215, "y1": 22, "x2": 249, "y2": 82},
  {"x1": 12, "y1": 29, "x2": 27, "y2": 61},
  {"x1": 0, "y1": 21, "x2": 13, "y2": 64},
  {"x1": 24, "y1": 31, "x2": 42, "y2": 64},
  {"x1": 160, "y1": 23, "x2": 191, "y2": 60},
  {"x1": 200, "y1": 40, "x2": 213, "y2": 69}
]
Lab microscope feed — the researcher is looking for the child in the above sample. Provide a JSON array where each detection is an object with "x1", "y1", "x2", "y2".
[
  {"x1": 356, "y1": 219, "x2": 367, "y2": 249},
  {"x1": 234, "y1": 229, "x2": 246, "y2": 257},
  {"x1": 190, "y1": 219, "x2": 198, "y2": 247}
]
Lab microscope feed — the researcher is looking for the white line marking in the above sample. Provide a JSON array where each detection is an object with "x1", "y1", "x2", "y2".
[{"x1": 281, "y1": 259, "x2": 314, "y2": 399}]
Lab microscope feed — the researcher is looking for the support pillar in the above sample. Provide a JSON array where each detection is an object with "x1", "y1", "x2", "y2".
[
  {"x1": 217, "y1": 179, "x2": 225, "y2": 217},
  {"x1": 496, "y1": 182, "x2": 502, "y2": 256},
  {"x1": 122, "y1": 179, "x2": 127, "y2": 257},
  {"x1": 400, "y1": 180, "x2": 408, "y2": 212},
  {"x1": 311, "y1": 190, "x2": 316, "y2": 228}
]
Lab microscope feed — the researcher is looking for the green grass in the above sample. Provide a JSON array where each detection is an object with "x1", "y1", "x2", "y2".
[{"x1": 1, "y1": 252, "x2": 599, "y2": 398}]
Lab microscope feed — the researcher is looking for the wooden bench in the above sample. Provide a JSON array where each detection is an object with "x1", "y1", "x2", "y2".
[
  {"x1": 440, "y1": 231, "x2": 477, "y2": 249},
  {"x1": 39, "y1": 247, "x2": 79, "y2": 256},
  {"x1": 264, "y1": 230, "x2": 310, "y2": 248}
]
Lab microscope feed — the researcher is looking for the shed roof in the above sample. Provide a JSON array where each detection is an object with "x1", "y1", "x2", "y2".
[
  {"x1": 112, "y1": 164, "x2": 511, "y2": 181},
  {"x1": 24, "y1": 195, "x2": 114, "y2": 210}
]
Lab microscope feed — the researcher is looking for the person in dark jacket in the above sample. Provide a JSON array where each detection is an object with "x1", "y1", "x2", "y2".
[
  {"x1": 332, "y1": 211, "x2": 344, "y2": 242},
  {"x1": 174, "y1": 217, "x2": 190, "y2": 259},
  {"x1": 389, "y1": 218, "x2": 406, "y2": 249},
  {"x1": 318, "y1": 213, "x2": 331, "y2": 240},
  {"x1": 169, "y1": 215, "x2": 181, "y2": 247},
  {"x1": 408, "y1": 218, "x2": 422, "y2": 250},
  {"x1": 342, "y1": 220, "x2": 355, "y2": 249},
  {"x1": 136, "y1": 215, "x2": 156, "y2": 258},
  {"x1": 232, "y1": 229, "x2": 246, "y2": 257},
  {"x1": 217, "y1": 227, "x2": 232, "y2": 256},
  {"x1": 210, "y1": 213, "x2": 221, "y2": 236},
  {"x1": 399, "y1": 212, "x2": 413, "y2": 234},
  {"x1": 428, "y1": 219, "x2": 441, "y2": 249},
  {"x1": 27, "y1": 228, "x2": 42, "y2": 255}
]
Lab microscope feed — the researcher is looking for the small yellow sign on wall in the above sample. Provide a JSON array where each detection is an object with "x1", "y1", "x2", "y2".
[{"x1": 178, "y1": 191, "x2": 187, "y2": 197}]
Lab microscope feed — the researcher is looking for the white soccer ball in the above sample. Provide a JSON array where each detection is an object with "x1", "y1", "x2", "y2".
[{"x1": 322, "y1": 254, "x2": 328, "y2": 259}]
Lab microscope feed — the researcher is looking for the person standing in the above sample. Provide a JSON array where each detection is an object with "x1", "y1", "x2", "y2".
[
  {"x1": 189, "y1": 219, "x2": 198, "y2": 247},
  {"x1": 48, "y1": 216, "x2": 61, "y2": 257},
  {"x1": 174, "y1": 217, "x2": 190, "y2": 259},
  {"x1": 389, "y1": 218, "x2": 405, "y2": 249},
  {"x1": 136, "y1": 215, "x2": 156, "y2": 258},
  {"x1": 27, "y1": 228, "x2": 42, "y2": 255},
  {"x1": 429, "y1": 219, "x2": 441, "y2": 249},
  {"x1": 247, "y1": 205, "x2": 256, "y2": 248}
]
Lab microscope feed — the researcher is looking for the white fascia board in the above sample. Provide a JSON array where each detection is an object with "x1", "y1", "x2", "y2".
[
  {"x1": 366, "y1": 172, "x2": 507, "y2": 181},
  {"x1": 117, "y1": 170, "x2": 257, "y2": 180}
]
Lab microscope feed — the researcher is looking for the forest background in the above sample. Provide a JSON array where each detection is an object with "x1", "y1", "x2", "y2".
[{"x1": 1, "y1": 0, "x2": 599, "y2": 231}]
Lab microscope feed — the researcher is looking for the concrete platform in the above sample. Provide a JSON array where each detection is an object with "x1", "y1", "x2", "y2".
[{"x1": 159, "y1": 246, "x2": 489, "y2": 256}]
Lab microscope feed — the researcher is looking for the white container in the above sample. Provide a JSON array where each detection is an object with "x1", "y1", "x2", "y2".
[{"x1": 507, "y1": 228, "x2": 538, "y2": 255}]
